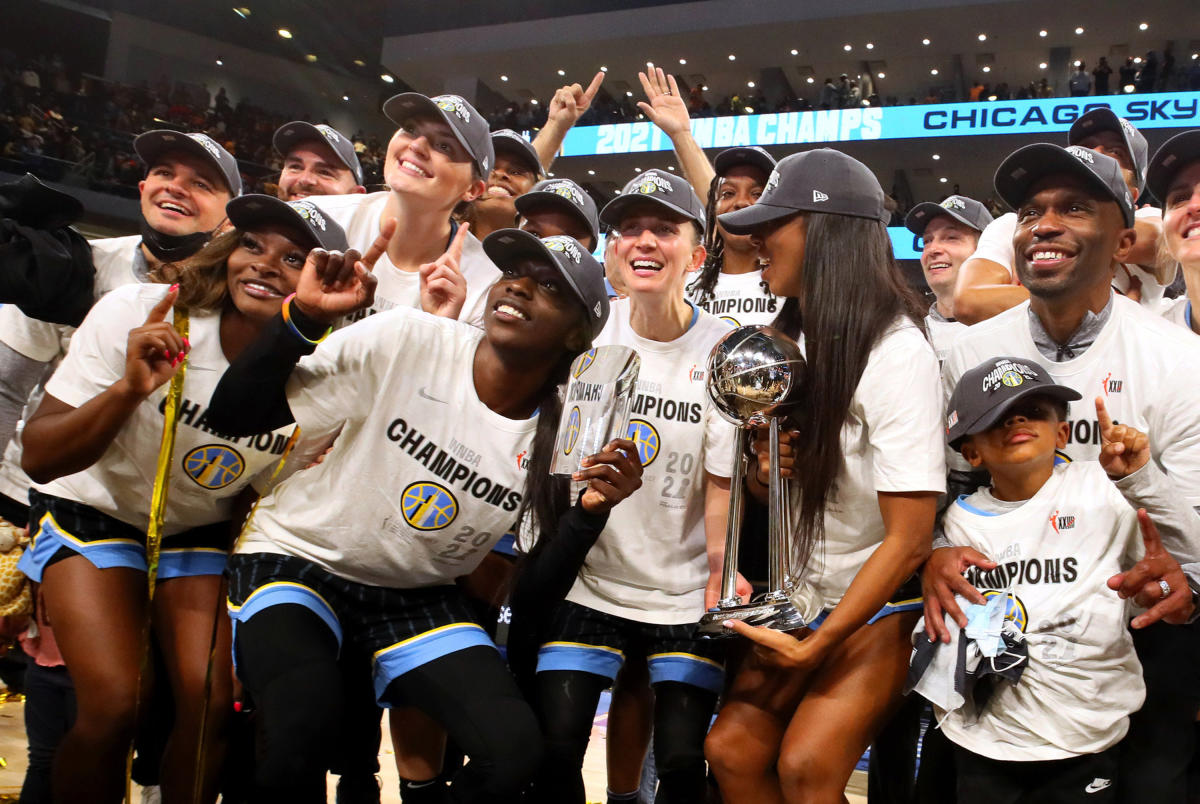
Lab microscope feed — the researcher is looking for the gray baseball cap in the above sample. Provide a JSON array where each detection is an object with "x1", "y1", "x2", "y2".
[
  {"x1": 905, "y1": 195, "x2": 994, "y2": 236},
  {"x1": 994, "y1": 143, "x2": 1135, "y2": 228},
  {"x1": 1146, "y1": 130, "x2": 1200, "y2": 206},
  {"x1": 599, "y1": 169, "x2": 706, "y2": 231},
  {"x1": 719, "y1": 148, "x2": 888, "y2": 234},
  {"x1": 515, "y1": 178, "x2": 600, "y2": 246},
  {"x1": 134, "y1": 130, "x2": 242, "y2": 196},
  {"x1": 1068, "y1": 109, "x2": 1148, "y2": 193},
  {"x1": 226, "y1": 194, "x2": 349, "y2": 252},
  {"x1": 713, "y1": 146, "x2": 776, "y2": 178},
  {"x1": 946, "y1": 356, "x2": 1081, "y2": 449},
  {"x1": 482, "y1": 229, "x2": 609, "y2": 338},
  {"x1": 491, "y1": 129, "x2": 542, "y2": 178},
  {"x1": 382, "y1": 93, "x2": 494, "y2": 178},
  {"x1": 273, "y1": 122, "x2": 363, "y2": 185}
]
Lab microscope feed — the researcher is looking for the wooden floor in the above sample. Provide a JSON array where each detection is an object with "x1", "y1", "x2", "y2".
[{"x1": 0, "y1": 690, "x2": 868, "y2": 802}]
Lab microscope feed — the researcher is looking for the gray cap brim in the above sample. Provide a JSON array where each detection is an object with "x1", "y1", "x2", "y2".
[
  {"x1": 994, "y1": 144, "x2": 1134, "y2": 228},
  {"x1": 492, "y1": 131, "x2": 542, "y2": 178},
  {"x1": 905, "y1": 201, "x2": 980, "y2": 236},
  {"x1": 272, "y1": 121, "x2": 363, "y2": 184},
  {"x1": 515, "y1": 190, "x2": 599, "y2": 245},
  {"x1": 382, "y1": 92, "x2": 488, "y2": 177},
  {"x1": 599, "y1": 193, "x2": 702, "y2": 229},
  {"x1": 134, "y1": 130, "x2": 241, "y2": 196},
  {"x1": 226, "y1": 194, "x2": 349, "y2": 252},
  {"x1": 1147, "y1": 130, "x2": 1200, "y2": 206},
  {"x1": 717, "y1": 202, "x2": 800, "y2": 235},
  {"x1": 714, "y1": 147, "x2": 775, "y2": 178},
  {"x1": 948, "y1": 384, "x2": 1081, "y2": 449},
  {"x1": 1068, "y1": 107, "x2": 1147, "y2": 191}
]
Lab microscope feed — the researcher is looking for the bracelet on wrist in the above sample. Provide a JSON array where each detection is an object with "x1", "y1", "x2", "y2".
[{"x1": 281, "y1": 293, "x2": 332, "y2": 346}]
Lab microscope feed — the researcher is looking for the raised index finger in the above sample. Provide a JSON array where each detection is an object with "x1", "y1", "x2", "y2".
[
  {"x1": 1138, "y1": 508, "x2": 1165, "y2": 557},
  {"x1": 583, "y1": 71, "x2": 604, "y2": 104},
  {"x1": 446, "y1": 221, "x2": 470, "y2": 263},
  {"x1": 145, "y1": 285, "x2": 178, "y2": 324},
  {"x1": 358, "y1": 217, "x2": 396, "y2": 274},
  {"x1": 1095, "y1": 396, "x2": 1115, "y2": 440}
]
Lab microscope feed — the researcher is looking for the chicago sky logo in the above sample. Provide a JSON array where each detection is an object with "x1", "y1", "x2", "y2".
[
  {"x1": 401, "y1": 481, "x2": 458, "y2": 530},
  {"x1": 183, "y1": 444, "x2": 245, "y2": 489},
  {"x1": 626, "y1": 418, "x2": 660, "y2": 467}
]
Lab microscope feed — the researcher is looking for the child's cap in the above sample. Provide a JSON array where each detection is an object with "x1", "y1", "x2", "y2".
[{"x1": 946, "y1": 356, "x2": 1081, "y2": 449}]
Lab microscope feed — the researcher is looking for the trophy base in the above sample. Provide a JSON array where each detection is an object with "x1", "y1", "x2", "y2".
[{"x1": 697, "y1": 597, "x2": 808, "y2": 637}]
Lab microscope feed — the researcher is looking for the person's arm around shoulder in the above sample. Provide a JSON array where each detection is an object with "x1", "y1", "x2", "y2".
[
  {"x1": 952, "y1": 257, "x2": 1029, "y2": 325},
  {"x1": 637, "y1": 68, "x2": 715, "y2": 194}
]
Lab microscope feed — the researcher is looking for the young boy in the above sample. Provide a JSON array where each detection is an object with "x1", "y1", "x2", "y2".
[{"x1": 920, "y1": 355, "x2": 1199, "y2": 802}]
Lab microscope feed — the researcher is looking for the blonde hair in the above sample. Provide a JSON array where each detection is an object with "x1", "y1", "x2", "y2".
[{"x1": 149, "y1": 229, "x2": 241, "y2": 312}]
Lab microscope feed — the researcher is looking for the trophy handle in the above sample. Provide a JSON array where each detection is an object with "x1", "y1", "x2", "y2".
[
  {"x1": 767, "y1": 417, "x2": 786, "y2": 594},
  {"x1": 717, "y1": 429, "x2": 748, "y2": 607}
]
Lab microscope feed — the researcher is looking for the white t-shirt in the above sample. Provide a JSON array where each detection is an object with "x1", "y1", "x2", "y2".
[
  {"x1": 925, "y1": 313, "x2": 968, "y2": 365},
  {"x1": 943, "y1": 296, "x2": 1200, "y2": 510},
  {"x1": 0, "y1": 235, "x2": 145, "y2": 504},
  {"x1": 687, "y1": 269, "x2": 781, "y2": 328},
  {"x1": 968, "y1": 208, "x2": 1170, "y2": 312},
  {"x1": 938, "y1": 462, "x2": 1146, "y2": 761},
  {"x1": 35, "y1": 284, "x2": 294, "y2": 535},
  {"x1": 564, "y1": 299, "x2": 737, "y2": 624},
  {"x1": 238, "y1": 308, "x2": 537, "y2": 588},
  {"x1": 308, "y1": 192, "x2": 499, "y2": 328},
  {"x1": 1164, "y1": 296, "x2": 1195, "y2": 334},
  {"x1": 791, "y1": 320, "x2": 947, "y2": 609}
]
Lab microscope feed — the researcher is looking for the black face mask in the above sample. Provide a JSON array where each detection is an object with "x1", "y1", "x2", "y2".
[{"x1": 139, "y1": 217, "x2": 212, "y2": 263}]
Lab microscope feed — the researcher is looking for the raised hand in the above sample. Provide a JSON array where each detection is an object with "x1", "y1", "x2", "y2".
[
  {"x1": 293, "y1": 217, "x2": 395, "y2": 324},
  {"x1": 637, "y1": 67, "x2": 691, "y2": 138},
  {"x1": 548, "y1": 71, "x2": 605, "y2": 128},
  {"x1": 575, "y1": 437, "x2": 644, "y2": 514},
  {"x1": 419, "y1": 222, "x2": 470, "y2": 319},
  {"x1": 1108, "y1": 509, "x2": 1195, "y2": 628},
  {"x1": 921, "y1": 546, "x2": 995, "y2": 642},
  {"x1": 123, "y1": 285, "x2": 188, "y2": 397},
  {"x1": 1096, "y1": 396, "x2": 1149, "y2": 479}
]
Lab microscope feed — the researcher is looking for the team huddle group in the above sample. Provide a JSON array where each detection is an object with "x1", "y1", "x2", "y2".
[{"x1": 1, "y1": 64, "x2": 1199, "y2": 804}]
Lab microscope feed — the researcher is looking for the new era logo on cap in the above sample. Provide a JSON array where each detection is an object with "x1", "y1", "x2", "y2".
[
  {"x1": 543, "y1": 235, "x2": 583, "y2": 264},
  {"x1": 288, "y1": 199, "x2": 328, "y2": 232},
  {"x1": 765, "y1": 169, "x2": 781, "y2": 195},
  {"x1": 813, "y1": 190, "x2": 829, "y2": 202},
  {"x1": 593, "y1": 301, "x2": 603, "y2": 318}
]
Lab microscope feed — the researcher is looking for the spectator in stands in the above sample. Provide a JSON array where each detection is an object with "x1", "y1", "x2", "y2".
[
  {"x1": 819, "y1": 78, "x2": 838, "y2": 109},
  {"x1": 1094, "y1": 56, "x2": 1113, "y2": 95},
  {"x1": 1069, "y1": 62, "x2": 1092, "y2": 96}
]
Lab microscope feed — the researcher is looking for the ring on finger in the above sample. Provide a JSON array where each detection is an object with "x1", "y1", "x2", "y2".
[{"x1": 1159, "y1": 579, "x2": 1172, "y2": 598}]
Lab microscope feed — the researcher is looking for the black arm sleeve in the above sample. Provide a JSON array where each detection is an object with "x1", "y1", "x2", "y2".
[
  {"x1": 206, "y1": 308, "x2": 327, "y2": 436},
  {"x1": 509, "y1": 499, "x2": 609, "y2": 616}
]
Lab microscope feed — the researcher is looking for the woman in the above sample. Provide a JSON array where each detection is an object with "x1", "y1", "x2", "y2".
[
  {"x1": 18, "y1": 194, "x2": 347, "y2": 804},
  {"x1": 203, "y1": 229, "x2": 637, "y2": 803},
  {"x1": 704, "y1": 149, "x2": 946, "y2": 804},
  {"x1": 1147, "y1": 129, "x2": 1200, "y2": 336},
  {"x1": 528, "y1": 168, "x2": 740, "y2": 804}
]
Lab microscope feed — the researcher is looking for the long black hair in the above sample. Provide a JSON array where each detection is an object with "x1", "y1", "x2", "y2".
[
  {"x1": 687, "y1": 175, "x2": 773, "y2": 306},
  {"x1": 771, "y1": 211, "x2": 926, "y2": 574}
]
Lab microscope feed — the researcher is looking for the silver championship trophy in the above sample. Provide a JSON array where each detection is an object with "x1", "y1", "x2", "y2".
[
  {"x1": 698, "y1": 325, "x2": 808, "y2": 636},
  {"x1": 552, "y1": 346, "x2": 641, "y2": 476}
]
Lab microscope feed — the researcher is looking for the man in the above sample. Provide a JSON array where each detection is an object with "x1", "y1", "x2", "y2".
[
  {"x1": 935, "y1": 142, "x2": 1200, "y2": 804},
  {"x1": 273, "y1": 121, "x2": 365, "y2": 201},
  {"x1": 0, "y1": 130, "x2": 240, "y2": 523},
  {"x1": 1093, "y1": 57, "x2": 1113, "y2": 96},
  {"x1": 460, "y1": 129, "x2": 543, "y2": 242},
  {"x1": 903, "y1": 194, "x2": 993, "y2": 361},
  {"x1": 953, "y1": 110, "x2": 1173, "y2": 323},
  {"x1": 1069, "y1": 62, "x2": 1092, "y2": 96}
]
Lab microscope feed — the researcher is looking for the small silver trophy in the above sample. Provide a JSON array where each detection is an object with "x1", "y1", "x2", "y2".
[
  {"x1": 551, "y1": 346, "x2": 641, "y2": 476},
  {"x1": 698, "y1": 325, "x2": 808, "y2": 636}
]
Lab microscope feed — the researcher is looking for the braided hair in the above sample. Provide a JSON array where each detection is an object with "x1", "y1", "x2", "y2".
[{"x1": 686, "y1": 174, "x2": 774, "y2": 308}]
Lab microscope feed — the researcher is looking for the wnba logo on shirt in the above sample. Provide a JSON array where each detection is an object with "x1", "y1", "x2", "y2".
[
  {"x1": 182, "y1": 444, "x2": 245, "y2": 489},
  {"x1": 401, "y1": 482, "x2": 459, "y2": 530},
  {"x1": 626, "y1": 419, "x2": 660, "y2": 467},
  {"x1": 1049, "y1": 510, "x2": 1076, "y2": 533},
  {"x1": 516, "y1": 450, "x2": 531, "y2": 470},
  {"x1": 688, "y1": 364, "x2": 706, "y2": 383},
  {"x1": 1100, "y1": 373, "x2": 1123, "y2": 396}
]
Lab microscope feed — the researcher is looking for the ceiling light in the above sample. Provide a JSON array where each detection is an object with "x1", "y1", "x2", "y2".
[
  {"x1": 866, "y1": 43, "x2": 875, "y2": 50},
  {"x1": 978, "y1": 33, "x2": 987, "y2": 41},
  {"x1": 1139, "y1": 22, "x2": 1149, "y2": 30},
  {"x1": 1039, "y1": 62, "x2": 1047, "y2": 69},
  {"x1": 557, "y1": 69, "x2": 565, "y2": 76},
  {"x1": 728, "y1": 54, "x2": 736, "y2": 61},
  {"x1": 922, "y1": 37, "x2": 931, "y2": 45},
  {"x1": 232, "y1": 7, "x2": 251, "y2": 18},
  {"x1": 546, "y1": 172, "x2": 554, "y2": 177},
  {"x1": 930, "y1": 68, "x2": 939, "y2": 75},
  {"x1": 877, "y1": 72, "x2": 886, "y2": 78},
  {"x1": 843, "y1": 44, "x2": 852, "y2": 51},
  {"x1": 601, "y1": 66, "x2": 608, "y2": 72},
  {"x1": 1075, "y1": 26, "x2": 1084, "y2": 34},
  {"x1": 982, "y1": 65, "x2": 991, "y2": 72},
  {"x1": 500, "y1": 75, "x2": 508, "y2": 81},
  {"x1": 744, "y1": 106, "x2": 754, "y2": 113},
  {"x1": 587, "y1": 169, "x2": 595, "y2": 175},
  {"x1": 932, "y1": 154, "x2": 940, "y2": 160},
  {"x1": 790, "y1": 49, "x2": 798, "y2": 56},
  {"x1": 530, "y1": 99, "x2": 538, "y2": 105},
  {"x1": 215, "y1": 59, "x2": 224, "y2": 66},
  {"x1": 635, "y1": 167, "x2": 642, "y2": 172},
  {"x1": 747, "y1": 81, "x2": 756, "y2": 87},
  {"x1": 1193, "y1": 53, "x2": 1199, "y2": 60},
  {"x1": 667, "y1": 165, "x2": 675, "y2": 170},
  {"x1": 1133, "y1": 56, "x2": 1143, "y2": 64},
  {"x1": 1038, "y1": 29, "x2": 1047, "y2": 37},
  {"x1": 679, "y1": 58, "x2": 687, "y2": 65},
  {"x1": 702, "y1": 85, "x2": 709, "y2": 90},
  {"x1": 305, "y1": 54, "x2": 317, "y2": 62},
  {"x1": 342, "y1": 95, "x2": 349, "y2": 101},
  {"x1": 806, "y1": 76, "x2": 815, "y2": 83},
  {"x1": 939, "y1": 177, "x2": 948, "y2": 183},
  {"x1": 1124, "y1": 83, "x2": 1136, "y2": 92},
  {"x1": 381, "y1": 74, "x2": 394, "y2": 83},
  {"x1": 353, "y1": 59, "x2": 365, "y2": 67},
  {"x1": 277, "y1": 28, "x2": 292, "y2": 38}
]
